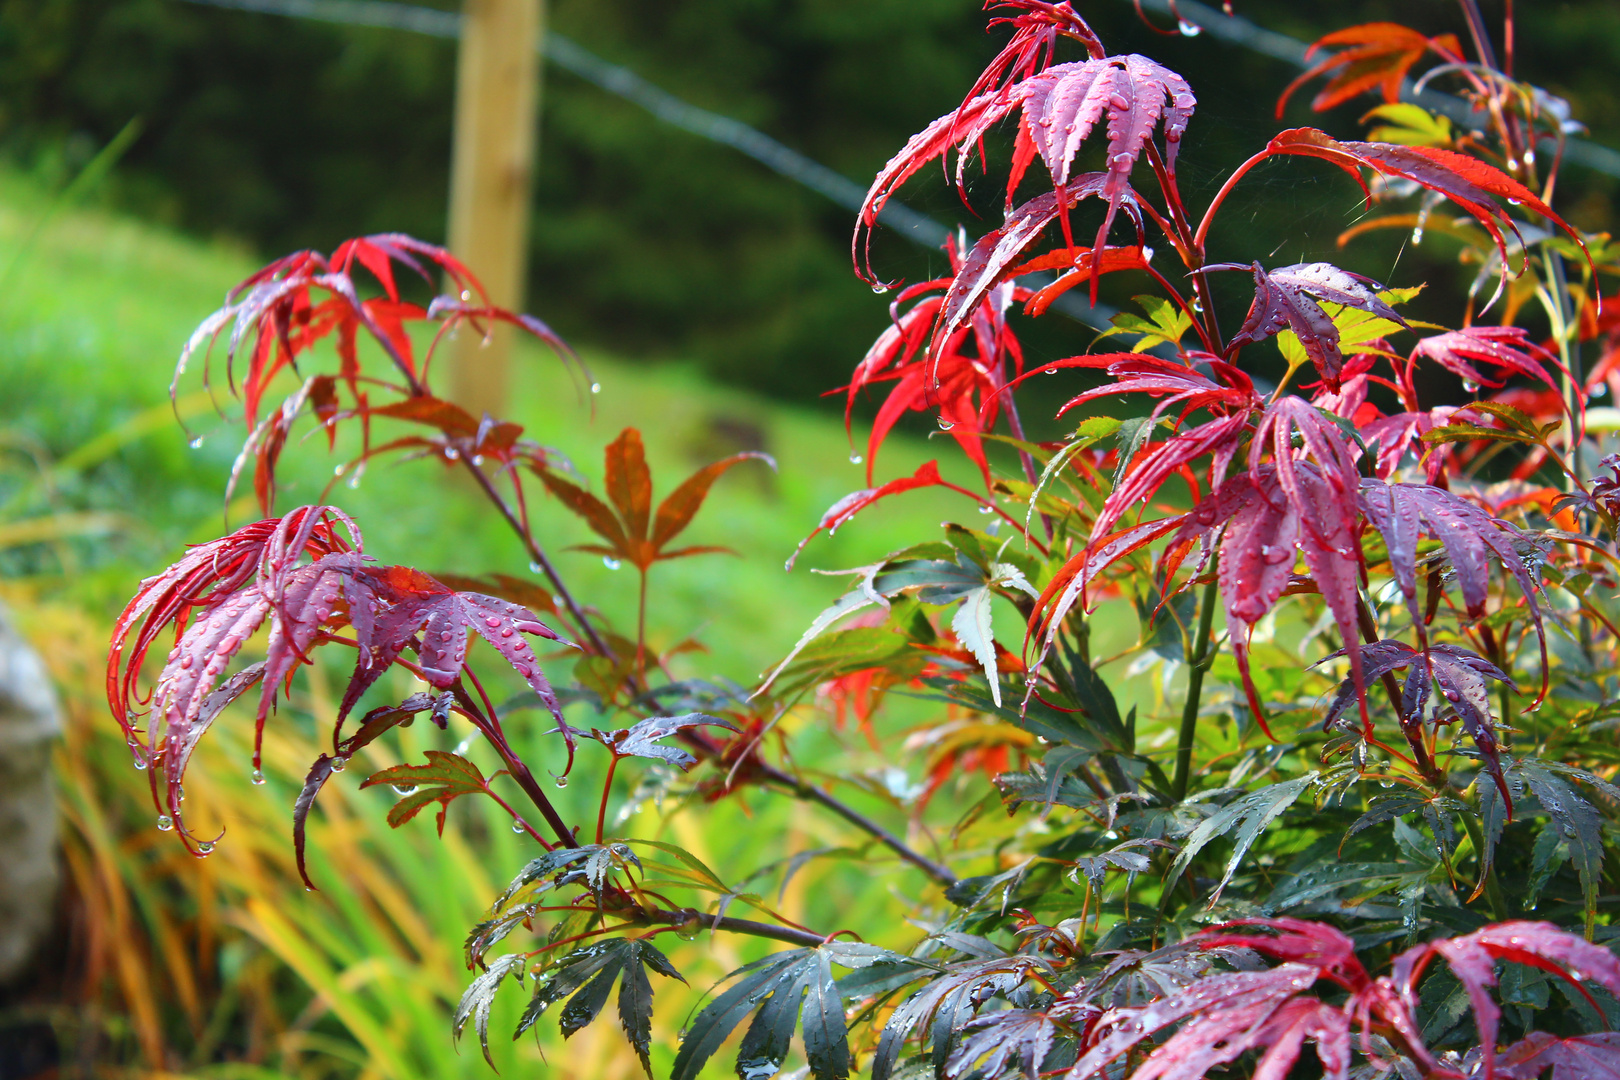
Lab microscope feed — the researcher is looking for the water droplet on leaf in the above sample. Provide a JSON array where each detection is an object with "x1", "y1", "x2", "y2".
[
  {"x1": 1045, "y1": 367, "x2": 1058, "y2": 375},
  {"x1": 589, "y1": 382, "x2": 601, "y2": 394},
  {"x1": 330, "y1": 756, "x2": 347, "y2": 773},
  {"x1": 197, "y1": 841, "x2": 214, "y2": 855},
  {"x1": 460, "y1": 289, "x2": 472, "y2": 302},
  {"x1": 602, "y1": 556, "x2": 621, "y2": 570},
  {"x1": 512, "y1": 820, "x2": 527, "y2": 833},
  {"x1": 189, "y1": 436, "x2": 204, "y2": 450},
  {"x1": 1463, "y1": 380, "x2": 1479, "y2": 393},
  {"x1": 1178, "y1": 17, "x2": 1201, "y2": 35},
  {"x1": 444, "y1": 446, "x2": 460, "y2": 461},
  {"x1": 937, "y1": 418, "x2": 955, "y2": 431},
  {"x1": 471, "y1": 454, "x2": 484, "y2": 466},
  {"x1": 157, "y1": 815, "x2": 174, "y2": 832},
  {"x1": 529, "y1": 560, "x2": 543, "y2": 574},
  {"x1": 251, "y1": 769, "x2": 265, "y2": 785},
  {"x1": 848, "y1": 452, "x2": 863, "y2": 465},
  {"x1": 978, "y1": 504, "x2": 995, "y2": 514},
  {"x1": 391, "y1": 783, "x2": 418, "y2": 796},
  {"x1": 554, "y1": 775, "x2": 568, "y2": 788}
]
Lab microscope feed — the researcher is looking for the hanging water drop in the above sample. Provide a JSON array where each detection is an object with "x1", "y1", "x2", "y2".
[
  {"x1": 937, "y1": 418, "x2": 955, "y2": 431},
  {"x1": 330, "y1": 756, "x2": 348, "y2": 773},
  {"x1": 156, "y1": 815, "x2": 174, "y2": 832},
  {"x1": 1411, "y1": 227, "x2": 1425, "y2": 245},
  {"x1": 1177, "y1": 17, "x2": 1201, "y2": 36},
  {"x1": 1141, "y1": 246, "x2": 1155, "y2": 262},
  {"x1": 1463, "y1": 380, "x2": 1480, "y2": 393},
  {"x1": 188, "y1": 436, "x2": 205, "y2": 450},
  {"x1": 251, "y1": 769, "x2": 265, "y2": 785},
  {"x1": 871, "y1": 284, "x2": 889, "y2": 295},
  {"x1": 978, "y1": 504, "x2": 995, "y2": 514},
  {"x1": 391, "y1": 783, "x2": 418, "y2": 796},
  {"x1": 529, "y1": 560, "x2": 543, "y2": 574},
  {"x1": 471, "y1": 454, "x2": 484, "y2": 466},
  {"x1": 848, "y1": 452, "x2": 863, "y2": 465},
  {"x1": 444, "y1": 446, "x2": 460, "y2": 461},
  {"x1": 1594, "y1": 383, "x2": 1608, "y2": 399},
  {"x1": 512, "y1": 820, "x2": 527, "y2": 834},
  {"x1": 133, "y1": 757, "x2": 148, "y2": 771},
  {"x1": 784, "y1": 558, "x2": 794, "y2": 571},
  {"x1": 460, "y1": 289, "x2": 472, "y2": 301},
  {"x1": 590, "y1": 382, "x2": 602, "y2": 394},
  {"x1": 602, "y1": 556, "x2": 621, "y2": 570},
  {"x1": 1045, "y1": 367, "x2": 1058, "y2": 375},
  {"x1": 554, "y1": 775, "x2": 569, "y2": 789},
  {"x1": 197, "y1": 840, "x2": 215, "y2": 855},
  {"x1": 333, "y1": 464, "x2": 346, "y2": 477}
]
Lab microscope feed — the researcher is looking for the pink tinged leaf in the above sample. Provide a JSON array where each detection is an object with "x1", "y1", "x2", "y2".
[
  {"x1": 854, "y1": 91, "x2": 1015, "y2": 281},
  {"x1": 1249, "y1": 999, "x2": 1352, "y2": 1080},
  {"x1": 938, "y1": 180, "x2": 1136, "y2": 346},
  {"x1": 1359, "y1": 479, "x2": 1548, "y2": 704},
  {"x1": 1014, "y1": 55, "x2": 1193, "y2": 265},
  {"x1": 1067, "y1": 965, "x2": 1317, "y2": 1079},
  {"x1": 1090, "y1": 412, "x2": 1250, "y2": 549},
  {"x1": 1057, "y1": 354, "x2": 1257, "y2": 422},
  {"x1": 151, "y1": 587, "x2": 272, "y2": 839},
  {"x1": 1214, "y1": 261, "x2": 1409, "y2": 382},
  {"x1": 1411, "y1": 326, "x2": 1562, "y2": 392},
  {"x1": 1497, "y1": 1033, "x2": 1620, "y2": 1080}
]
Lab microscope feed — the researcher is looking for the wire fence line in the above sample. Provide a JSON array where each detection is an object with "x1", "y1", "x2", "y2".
[{"x1": 171, "y1": 0, "x2": 1620, "y2": 343}]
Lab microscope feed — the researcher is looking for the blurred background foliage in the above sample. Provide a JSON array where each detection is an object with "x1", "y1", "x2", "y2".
[
  {"x1": 0, "y1": 0, "x2": 1618, "y2": 1075},
  {"x1": 0, "y1": 0, "x2": 1616, "y2": 401}
]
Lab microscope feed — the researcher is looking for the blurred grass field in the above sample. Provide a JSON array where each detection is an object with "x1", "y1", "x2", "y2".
[{"x1": 0, "y1": 167, "x2": 1084, "y2": 1076}]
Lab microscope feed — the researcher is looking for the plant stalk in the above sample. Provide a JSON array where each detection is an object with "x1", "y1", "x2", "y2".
[
  {"x1": 640, "y1": 906, "x2": 827, "y2": 948},
  {"x1": 1171, "y1": 571, "x2": 1220, "y2": 802},
  {"x1": 772, "y1": 771, "x2": 957, "y2": 887}
]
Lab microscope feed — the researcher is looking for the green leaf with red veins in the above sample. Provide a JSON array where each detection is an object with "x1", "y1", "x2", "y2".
[{"x1": 360, "y1": 750, "x2": 488, "y2": 833}]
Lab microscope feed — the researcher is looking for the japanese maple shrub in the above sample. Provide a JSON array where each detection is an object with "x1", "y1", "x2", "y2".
[{"x1": 108, "y1": 2, "x2": 1620, "y2": 1078}]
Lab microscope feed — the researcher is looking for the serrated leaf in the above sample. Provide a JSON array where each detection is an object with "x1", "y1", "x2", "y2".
[
  {"x1": 361, "y1": 750, "x2": 488, "y2": 834},
  {"x1": 595, "y1": 712, "x2": 739, "y2": 770},
  {"x1": 453, "y1": 952, "x2": 527, "y2": 1068},
  {"x1": 1166, "y1": 775, "x2": 1317, "y2": 904}
]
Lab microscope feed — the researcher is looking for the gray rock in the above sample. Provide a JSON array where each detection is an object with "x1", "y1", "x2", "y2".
[{"x1": 0, "y1": 603, "x2": 62, "y2": 984}]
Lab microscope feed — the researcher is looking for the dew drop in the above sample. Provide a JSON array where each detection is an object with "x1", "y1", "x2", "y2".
[
  {"x1": 849, "y1": 452, "x2": 863, "y2": 465},
  {"x1": 1411, "y1": 227, "x2": 1425, "y2": 245},
  {"x1": 1045, "y1": 367, "x2": 1058, "y2": 375},
  {"x1": 1141, "y1": 246, "x2": 1155, "y2": 262},
  {"x1": 512, "y1": 820, "x2": 527, "y2": 834},
  {"x1": 602, "y1": 556, "x2": 621, "y2": 570},
  {"x1": 590, "y1": 382, "x2": 602, "y2": 394},
  {"x1": 333, "y1": 463, "x2": 346, "y2": 477},
  {"x1": 460, "y1": 289, "x2": 472, "y2": 302},
  {"x1": 391, "y1": 783, "x2": 418, "y2": 796},
  {"x1": 197, "y1": 840, "x2": 215, "y2": 855},
  {"x1": 157, "y1": 815, "x2": 174, "y2": 832},
  {"x1": 528, "y1": 560, "x2": 543, "y2": 574},
  {"x1": 872, "y1": 284, "x2": 890, "y2": 295},
  {"x1": 444, "y1": 446, "x2": 460, "y2": 461},
  {"x1": 471, "y1": 454, "x2": 485, "y2": 466},
  {"x1": 1507, "y1": 197, "x2": 1522, "y2": 206},
  {"x1": 554, "y1": 775, "x2": 569, "y2": 789},
  {"x1": 1462, "y1": 380, "x2": 1480, "y2": 393},
  {"x1": 331, "y1": 756, "x2": 347, "y2": 773},
  {"x1": 133, "y1": 757, "x2": 149, "y2": 771},
  {"x1": 1177, "y1": 17, "x2": 1201, "y2": 36},
  {"x1": 978, "y1": 504, "x2": 995, "y2": 514},
  {"x1": 251, "y1": 769, "x2": 265, "y2": 785},
  {"x1": 1594, "y1": 383, "x2": 1608, "y2": 399},
  {"x1": 938, "y1": 418, "x2": 956, "y2": 431},
  {"x1": 784, "y1": 558, "x2": 794, "y2": 571},
  {"x1": 189, "y1": 436, "x2": 205, "y2": 450}
]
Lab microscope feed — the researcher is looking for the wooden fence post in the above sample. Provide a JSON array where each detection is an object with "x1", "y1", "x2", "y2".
[{"x1": 446, "y1": 0, "x2": 544, "y2": 419}]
